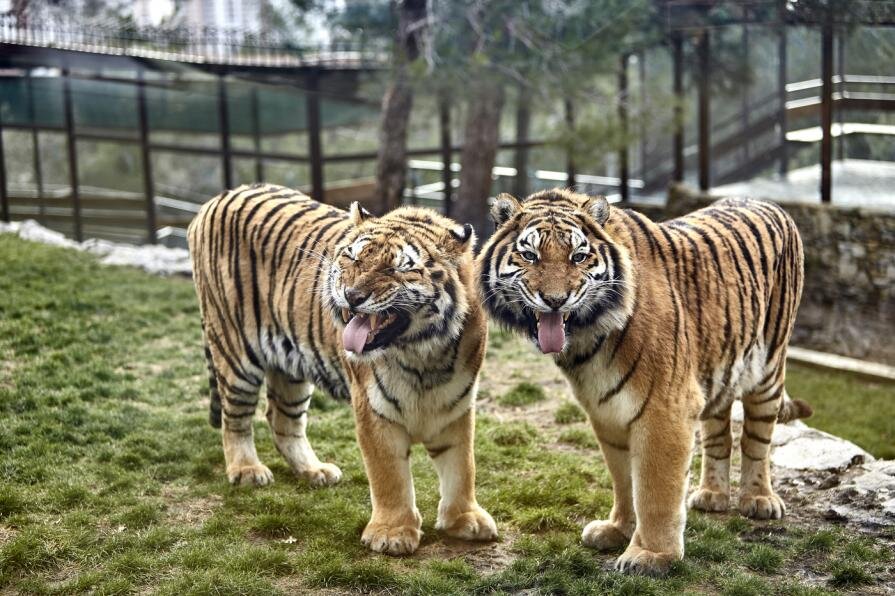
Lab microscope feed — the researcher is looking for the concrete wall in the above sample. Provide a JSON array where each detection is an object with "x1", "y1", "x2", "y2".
[{"x1": 628, "y1": 185, "x2": 895, "y2": 365}]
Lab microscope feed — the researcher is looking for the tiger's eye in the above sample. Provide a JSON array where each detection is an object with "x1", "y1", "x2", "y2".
[
  {"x1": 521, "y1": 251, "x2": 537, "y2": 262},
  {"x1": 571, "y1": 252, "x2": 587, "y2": 264}
]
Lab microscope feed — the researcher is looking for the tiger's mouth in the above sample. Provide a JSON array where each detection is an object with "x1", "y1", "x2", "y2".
[
  {"x1": 533, "y1": 310, "x2": 570, "y2": 354},
  {"x1": 339, "y1": 308, "x2": 411, "y2": 354}
]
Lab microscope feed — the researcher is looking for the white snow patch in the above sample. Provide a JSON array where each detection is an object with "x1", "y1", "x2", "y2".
[{"x1": 1, "y1": 219, "x2": 191, "y2": 276}]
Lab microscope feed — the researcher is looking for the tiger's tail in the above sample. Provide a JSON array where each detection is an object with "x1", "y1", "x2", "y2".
[{"x1": 777, "y1": 389, "x2": 813, "y2": 423}]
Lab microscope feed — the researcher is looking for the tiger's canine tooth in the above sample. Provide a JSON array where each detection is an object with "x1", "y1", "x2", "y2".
[{"x1": 341, "y1": 307, "x2": 351, "y2": 323}]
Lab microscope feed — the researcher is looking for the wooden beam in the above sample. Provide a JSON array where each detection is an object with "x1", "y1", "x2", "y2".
[
  {"x1": 137, "y1": 69, "x2": 156, "y2": 244},
  {"x1": 62, "y1": 67, "x2": 82, "y2": 241},
  {"x1": 618, "y1": 53, "x2": 630, "y2": 201},
  {"x1": 0, "y1": 102, "x2": 7, "y2": 223},
  {"x1": 251, "y1": 87, "x2": 264, "y2": 182},
  {"x1": 439, "y1": 91, "x2": 453, "y2": 216},
  {"x1": 217, "y1": 74, "x2": 233, "y2": 189},
  {"x1": 565, "y1": 97, "x2": 576, "y2": 189},
  {"x1": 778, "y1": 8, "x2": 789, "y2": 177},
  {"x1": 697, "y1": 28, "x2": 711, "y2": 192},
  {"x1": 307, "y1": 69, "x2": 324, "y2": 202},
  {"x1": 26, "y1": 70, "x2": 44, "y2": 222},
  {"x1": 837, "y1": 33, "x2": 846, "y2": 161},
  {"x1": 672, "y1": 32, "x2": 684, "y2": 182},
  {"x1": 821, "y1": 20, "x2": 834, "y2": 203}
]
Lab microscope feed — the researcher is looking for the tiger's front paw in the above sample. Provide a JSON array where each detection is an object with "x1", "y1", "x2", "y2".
[
  {"x1": 615, "y1": 544, "x2": 680, "y2": 577},
  {"x1": 361, "y1": 521, "x2": 422, "y2": 556},
  {"x1": 739, "y1": 491, "x2": 786, "y2": 520},
  {"x1": 437, "y1": 506, "x2": 498, "y2": 542},
  {"x1": 688, "y1": 487, "x2": 730, "y2": 512},
  {"x1": 299, "y1": 462, "x2": 342, "y2": 487},
  {"x1": 227, "y1": 463, "x2": 274, "y2": 487}
]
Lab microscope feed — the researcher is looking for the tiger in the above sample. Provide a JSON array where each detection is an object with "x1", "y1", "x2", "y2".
[
  {"x1": 476, "y1": 188, "x2": 812, "y2": 575},
  {"x1": 187, "y1": 183, "x2": 497, "y2": 556}
]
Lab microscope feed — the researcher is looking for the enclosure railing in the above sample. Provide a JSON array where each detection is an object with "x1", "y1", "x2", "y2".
[{"x1": 0, "y1": 14, "x2": 388, "y2": 68}]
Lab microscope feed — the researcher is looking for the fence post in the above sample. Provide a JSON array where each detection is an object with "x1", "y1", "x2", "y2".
[
  {"x1": 306, "y1": 68, "x2": 324, "y2": 202},
  {"x1": 672, "y1": 32, "x2": 684, "y2": 182},
  {"x1": 439, "y1": 91, "x2": 453, "y2": 216},
  {"x1": 0, "y1": 100, "x2": 7, "y2": 223},
  {"x1": 62, "y1": 67, "x2": 82, "y2": 241},
  {"x1": 512, "y1": 84, "x2": 530, "y2": 198},
  {"x1": 217, "y1": 73, "x2": 233, "y2": 189},
  {"x1": 820, "y1": 18, "x2": 834, "y2": 204},
  {"x1": 697, "y1": 27, "x2": 711, "y2": 192},
  {"x1": 251, "y1": 87, "x2": 264, "y2": 182},
  {"x1": 137, "y1": 69, "x2": 156, "y2": 244},
  {"x1": 565, "y1": 97, "x2": 576, "y2": 190},
  {"x1": 778, "y1": 1, "x2": 789, "y2": 177},
  {"x1": 26, "y1": 70, "x2": 44, "y2": 222},
  {"x1": 618, "y1": 53, "x2": 630, "y2": 201}
]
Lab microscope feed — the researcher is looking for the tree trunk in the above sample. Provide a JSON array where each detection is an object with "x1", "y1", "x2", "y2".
[
  {"x1": 454, "y1": 82, "x2": 505, "y2": 238},
  {"x1": 376, "y1": 72, "x2": 414, "y2": 213},
  {"x1": 375, "y1": 0, "x2": 427, "y2": 214}
]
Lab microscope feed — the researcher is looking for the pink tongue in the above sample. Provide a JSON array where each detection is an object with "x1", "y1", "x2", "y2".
[
  {"x1": 537, "y1": 312, "x2": 565, "y2": 354},
  {"x1": 343, "y1": 314, "x2": 371, "y2": 353}
]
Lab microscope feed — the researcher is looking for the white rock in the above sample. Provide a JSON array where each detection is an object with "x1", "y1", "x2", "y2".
[{"x1": 771, "y1": 427, "x2": 874, "y2": 471}]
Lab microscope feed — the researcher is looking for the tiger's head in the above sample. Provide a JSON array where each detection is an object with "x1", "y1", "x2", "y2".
[
  {"x1": 327, "y1": 202, "x2": 475, "y2": 359},
  {"x1": 476, "y1": 189, "x2": 634, "y2": 355}
]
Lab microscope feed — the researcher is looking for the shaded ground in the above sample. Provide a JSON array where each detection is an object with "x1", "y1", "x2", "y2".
[{"x1": 0, "y1": 235, "x2": 893, "y2": 595}]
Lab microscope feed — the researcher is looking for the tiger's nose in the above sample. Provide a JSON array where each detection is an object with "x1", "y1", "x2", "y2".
[
  {"x1": 345, "y1": 287, "x2": 370, "y2": 308},
  {"x1": 542, "y1": 293, "x2": 568, "y2": 311}
]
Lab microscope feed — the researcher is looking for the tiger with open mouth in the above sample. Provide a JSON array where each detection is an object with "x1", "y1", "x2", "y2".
[
  {"x1": 476, "y1": 188, "x2": 811, "y2": 575},
  {"x1": 188, "y1": 183, "x2": 496, "y2": 555}
]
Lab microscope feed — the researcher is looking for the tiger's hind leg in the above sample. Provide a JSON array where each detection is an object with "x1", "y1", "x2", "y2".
[
  {"x1": 218, "y1": 379, "x2": 273, "y2": 487},
  {"x1": 689, "y1": 403, "x2": 733, "y2": 513},
  {"x1": 265, "y1": 370, "x2": 342, "y2": 487},
  {"x1": 739, "y1": 381, "x2": 786, "y2": 520}
]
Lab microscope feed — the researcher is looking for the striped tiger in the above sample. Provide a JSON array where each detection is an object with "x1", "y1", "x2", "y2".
[
  {"x1": 188, "y1": 184, "x2": 497, "y2": 555},
  {"x1": 476, "y1": 188, "x2": 811, "y2": 575}
]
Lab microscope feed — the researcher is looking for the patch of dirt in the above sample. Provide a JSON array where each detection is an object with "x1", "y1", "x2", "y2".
[
  {"x1": 0, "y1": 525, "x2": 17, "y2": 546},
  {"x1": 412, "y1": 528, "x2": 519, "y2": 575},
  {"x1": 162, "y1": 484, "x2": 222, "y2": 527}
]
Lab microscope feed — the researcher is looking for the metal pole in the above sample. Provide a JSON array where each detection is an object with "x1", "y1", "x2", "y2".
[
  {"x1": 137, "y1": 69, "x2": 156, "y2": 244},
  {"x1": 0, "y1": 101, "x2": 7, "y2": 223},
  {"x1": 306, "y1": 69, "x2": 324, "y2": 202},
  {"x1": 512, "y1": 84, "x2": 530, "y2": 198},
  {"x1": 741, "y1": 21, "x2": 750, "y2": 162},
  {"x1": 217, "y1": 73, "x2": 233, "y2": 189},
  {"x1": 26, "y1": 71, "x2": 44, "y2": 221},
  {"x1": 62, "y1": 67, "x2": 82, "y2": 241},
  {"x1": 638, "y1": 51, "x2": 647, "y2": 181},
  {"x1": 439, "y1": 91, "x2": 453, "y2": 216},
  {"x1": 618, "y1": 53, "x2": 629, "y2": 201},
  {"x1": 821, "y1": 19, "x2": 834, "y2": 203},
  {"x1": 672, "y1": 32, "x2": 684, "y2": 182},
  {"x1": 565, "y1": 97, "x2": 576, "y2": 190},
  {"x1": 697, "y1": 28, "x2": 711, "y2": 192},
  {"x1": 251, "y1": 87, "x2": 264, "y2": 182},
  {"x1": 778, "y1": 9, "x2": 789, "y2": 177},
  {"x1": 836, "y1": 32, "x2": 845, "y2": 162}
]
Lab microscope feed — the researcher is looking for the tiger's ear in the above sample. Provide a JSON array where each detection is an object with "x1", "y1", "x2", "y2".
[
  {"x1": 490, "y1": 193, "x2": 520, "y2": 226},
  {"x1": 583, "y1": 195, "x2": 610, "y2": 226},
  {"x1": 443, "y1": 223, "x2": 476, "y2": 255},
  {"x1": 349, "y1": 201, "x2": 373, "y2": 226}
]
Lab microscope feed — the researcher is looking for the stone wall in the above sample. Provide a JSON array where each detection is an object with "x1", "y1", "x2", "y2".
[{"x1": 629, "y1": 185, "x2": 895, "y2": 365}]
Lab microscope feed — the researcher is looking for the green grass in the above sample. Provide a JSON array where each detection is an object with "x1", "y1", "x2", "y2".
[
  {"x1": 1, "y1": 234, "x2": 892, "y2": 594},
  {"x1": 496, "y1": 381, "x2": 547, "y2": 407},
  {"x1": 786, "y1": 363, "x2": 895, "y2": 458},
  {"x1": 554, "y1": 400, "x2": 587, "y2": 424}
]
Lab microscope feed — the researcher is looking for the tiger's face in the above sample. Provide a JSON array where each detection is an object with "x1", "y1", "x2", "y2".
[
  {"x1": 476, "y1": 189, "x2": 632, "y2": 354},
  {"x1": 327, "y1": 203, "x2": 474, "y2": 359}
]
